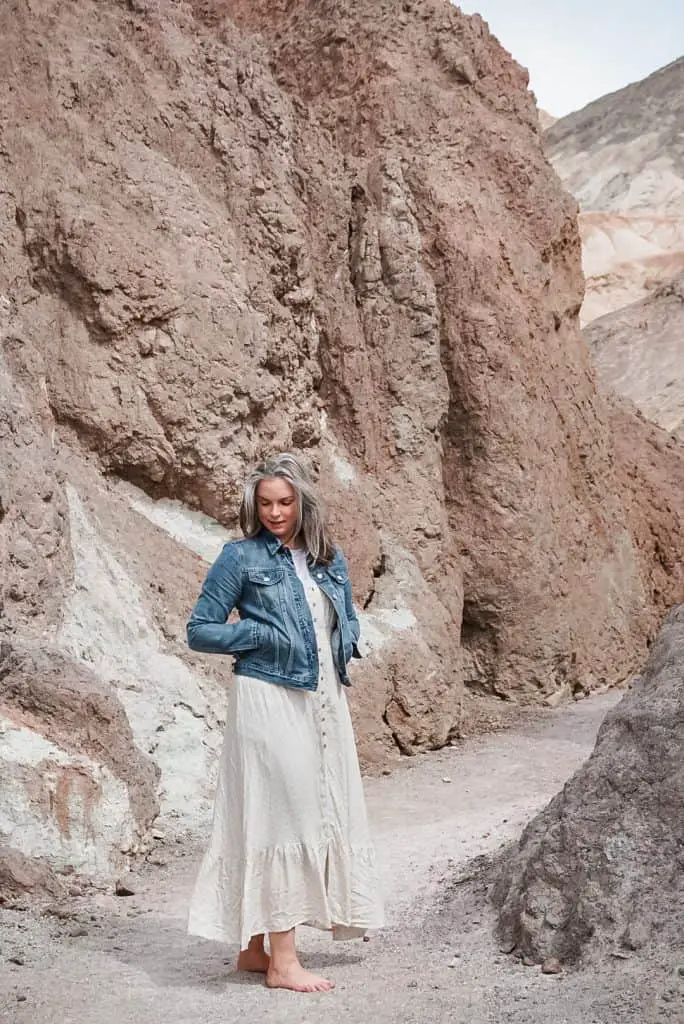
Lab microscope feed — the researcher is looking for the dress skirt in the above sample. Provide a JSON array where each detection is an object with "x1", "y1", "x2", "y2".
[{"x1": 187, "y1": 548, "x2": 384, "y2": 950}]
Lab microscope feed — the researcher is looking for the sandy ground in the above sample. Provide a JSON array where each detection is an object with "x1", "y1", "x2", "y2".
[{"x1": 1, "y1": 691, "x2": 682, "y2": 1023}]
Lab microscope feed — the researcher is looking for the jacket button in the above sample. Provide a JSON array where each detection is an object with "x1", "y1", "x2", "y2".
[{"x1": 317, "y1": 573, "x2": 323, "y2": 579}]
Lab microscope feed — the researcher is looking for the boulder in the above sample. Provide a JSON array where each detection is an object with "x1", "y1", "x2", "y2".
[{"x1": 493, "y1": 606, "x2": 684, "y2": 963}]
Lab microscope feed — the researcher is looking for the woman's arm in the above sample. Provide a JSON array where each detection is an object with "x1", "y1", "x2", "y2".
[
  {"x1": 187, "y1": 543, "x2": 261, "y2": 654},
  {"x1": 338, "y1": 550, "x2": 362, "y2": 655}
]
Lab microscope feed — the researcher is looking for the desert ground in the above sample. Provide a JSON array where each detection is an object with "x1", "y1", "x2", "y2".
[{"x1": 2, "y1": 690, "x2": 681, "y2": 1024}]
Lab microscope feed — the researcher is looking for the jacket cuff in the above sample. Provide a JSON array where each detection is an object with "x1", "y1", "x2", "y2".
[{"x1": 252, "y1": 620, "x2": 262, "y2": 649}]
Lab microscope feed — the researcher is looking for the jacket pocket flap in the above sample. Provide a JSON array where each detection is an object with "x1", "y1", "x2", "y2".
[
  {"x1": 246, "y1": 567, "x2": 284, "y2": 585},
  {"x1": 327, "y1": 567, "x2": 349, "y2": 585}
]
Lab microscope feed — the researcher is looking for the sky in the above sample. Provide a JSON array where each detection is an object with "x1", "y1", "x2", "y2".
[{"x1": 456, "y1": 0, "x2": 684, "y2": 117}]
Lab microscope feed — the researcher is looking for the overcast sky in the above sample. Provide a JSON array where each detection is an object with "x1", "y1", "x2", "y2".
[{"x1": 456, "y1": 0, "x2": 683, "y2": 117}]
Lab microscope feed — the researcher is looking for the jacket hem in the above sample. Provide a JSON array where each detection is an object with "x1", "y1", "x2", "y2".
[
  {"x1": 234, "y1": 666, "x2": 320, "y2": 691},
  {"x1": 233, "y1": 666, "x2": 352, "y2": 690}
]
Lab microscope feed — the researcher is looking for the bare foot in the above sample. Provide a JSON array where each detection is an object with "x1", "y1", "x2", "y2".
[
  {"x1": 237, "y1": 948, "x2": 271, "y2": 973},
  {"x1": 266, "y1": 962, "x2": 335, "y2": 993}
]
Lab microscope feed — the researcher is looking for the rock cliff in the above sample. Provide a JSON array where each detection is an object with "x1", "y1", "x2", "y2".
[{"x1": 0, "y1": 0, "x2": 682, "y2": 888}]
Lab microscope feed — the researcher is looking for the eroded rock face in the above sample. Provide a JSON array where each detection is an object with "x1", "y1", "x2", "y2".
[
  {"x1": 0, "y1": 848, "x2": 64, "y2": 903},
  {"x1": 0, "y1": 319, "x2": 161, "y2": 878},
  {"x1": 0, "y1": 0, "x2": 682, "y2": 885},
  {"x1": 492, "y1": 605, "x2": 684, "y2": 964},
  {"x1": 585, "y1": 274, "x2": 684, "y2": 441}
]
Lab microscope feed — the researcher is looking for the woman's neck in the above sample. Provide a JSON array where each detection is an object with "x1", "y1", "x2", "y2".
[{"x1": 281, "y1": 530, "x2": 303, "y2": 550}]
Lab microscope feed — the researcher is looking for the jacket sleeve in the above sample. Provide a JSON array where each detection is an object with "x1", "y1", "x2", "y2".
[
  {"x1": 186, "y1": 543, "x2": 261, "y2": 655},
  {"x1": 338, "y1": 549, "x2": 362, "y2": 657}
]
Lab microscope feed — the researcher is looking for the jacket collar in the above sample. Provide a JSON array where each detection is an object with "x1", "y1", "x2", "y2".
[
  {"x1": 259, "y1": 528, "x2": 314, "y2": 561},
  {"x1": 259, "y1": 528, "x2": 283, "y2": 556}
]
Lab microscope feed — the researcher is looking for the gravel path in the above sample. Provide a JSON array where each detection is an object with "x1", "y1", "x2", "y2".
[{"x1": 2, "y1": 691, "x2": 681, "y2": 1023}]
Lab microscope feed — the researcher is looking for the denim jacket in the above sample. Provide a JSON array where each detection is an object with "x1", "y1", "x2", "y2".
[{"x1": 186, "y1": 529, "x2": 361, "y2": 691}]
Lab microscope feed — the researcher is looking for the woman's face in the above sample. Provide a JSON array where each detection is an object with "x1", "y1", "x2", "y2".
[{"x1": 256, "y1": 477, "x2": 299, "y2": 545}]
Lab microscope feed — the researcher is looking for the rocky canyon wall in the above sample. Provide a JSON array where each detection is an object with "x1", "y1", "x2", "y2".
[{"x1": 0, "y1": 0, "x2": 682, "y2": 889}]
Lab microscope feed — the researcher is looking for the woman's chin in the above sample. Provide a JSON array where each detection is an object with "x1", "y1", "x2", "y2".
[{"x1": 266, "y1": 525, "x2": 295, "y2": 542}]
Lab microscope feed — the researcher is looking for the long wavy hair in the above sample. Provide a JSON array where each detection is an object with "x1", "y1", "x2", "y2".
[{"x1": 239, "y1": 453, "x2": 336, "y2": 564}]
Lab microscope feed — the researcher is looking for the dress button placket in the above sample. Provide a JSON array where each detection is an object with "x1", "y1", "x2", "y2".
[{"x1": 309, "y1": 583, "x2": 331, "y2": 838}]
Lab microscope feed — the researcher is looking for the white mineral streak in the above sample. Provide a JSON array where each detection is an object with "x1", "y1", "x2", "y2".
[
  {"x1": 0, "y1": 717, "x2": 134, "y2": 875},
  {"x1": 58, "y1": 487, "x2": 223, "y2": 827},
  {"x1": 115, "y1": 480, "x2": 234, "y2": 563}
]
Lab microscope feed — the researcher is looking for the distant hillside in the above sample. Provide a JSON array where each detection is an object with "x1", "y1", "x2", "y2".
[{"x1": 546, "y1": 58, "x2": 684, "y2": 325}]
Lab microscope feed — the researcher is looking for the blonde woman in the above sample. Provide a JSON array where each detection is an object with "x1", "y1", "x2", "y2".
[{"x1": 186, "y1": 453, "x2": 384, "y2": 993}]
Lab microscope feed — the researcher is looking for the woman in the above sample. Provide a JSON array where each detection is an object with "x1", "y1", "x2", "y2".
[{"x1": 186, "y1": 453, "x2": 384, "y2": 993}]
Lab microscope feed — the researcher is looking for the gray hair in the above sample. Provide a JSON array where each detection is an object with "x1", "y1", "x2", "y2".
[{"x1": 239, "y1": 453, "x2": 335, "y2": 564}]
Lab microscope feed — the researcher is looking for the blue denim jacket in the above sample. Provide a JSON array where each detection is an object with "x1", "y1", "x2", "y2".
[{"x1": 186, "y1": 530, "x2": 361, "y2": 691}]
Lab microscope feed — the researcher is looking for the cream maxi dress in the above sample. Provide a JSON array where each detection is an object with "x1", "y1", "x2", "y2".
[{"x1": 188, "y1": 548, "x2": 384, "y2": 949}]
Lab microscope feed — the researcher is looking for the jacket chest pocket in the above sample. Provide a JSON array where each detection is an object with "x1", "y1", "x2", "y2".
[
  {"x1": 311, "y1": 566, "x2": 348, "y2": 616},
  {"x1": 245, "y1": 567, "x2": 285, "y2": 611},
  {"x1": 314, "y1": 566, "x2": 348, "y2": 595}
]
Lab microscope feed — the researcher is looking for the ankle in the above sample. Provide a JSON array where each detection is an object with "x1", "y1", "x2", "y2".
[{"x1": 270, "y1": 953, "x2": 300, "y2": 971}]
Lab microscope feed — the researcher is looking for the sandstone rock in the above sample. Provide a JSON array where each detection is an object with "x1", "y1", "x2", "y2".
[
  {"x1": 0, "y1": 336, "x2": 70, "y2": 630},
  {"x1": 226, "y1": 0, "x2": 683, "y2": 703},
  {"x1": 1, "y1": 642, "x2": 160, "y2": 830},
  {"x1": 541, "y1": 957, "x2": 562, "y2": 974},
  {"x1": 585, "y1": 273, "x2": 684, "y2": 441},
  {"x1": 0, "y1": 0, "x2": 682, "y2": 890},
  {"x1": 492, "y1": 605, "x2": 684, "y2": 963},
  {"x1": 0, "y1": 848, "x2": 63, "y2": 902}
]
